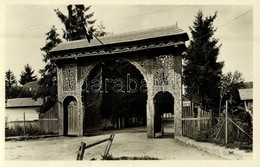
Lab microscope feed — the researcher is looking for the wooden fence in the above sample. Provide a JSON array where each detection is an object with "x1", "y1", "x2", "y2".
[
  {"x1": 39, "y1": 104, "x2": 59, "y2": 134},
  {"x1": 182, "y1": 104, "x2": 212, "y2": 141}
]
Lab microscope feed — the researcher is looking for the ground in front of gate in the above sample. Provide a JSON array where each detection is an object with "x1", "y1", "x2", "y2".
[{"x1": 5, "y1": 127, "x2": 225, "y2": 160}]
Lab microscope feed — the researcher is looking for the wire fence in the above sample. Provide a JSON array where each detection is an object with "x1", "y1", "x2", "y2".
[
  {"x1": 182, "y1": 101, "x2": 253, "y2": 150},
  {"x1": 211, "y1": 112, "x2": 252, "y2": 149}
]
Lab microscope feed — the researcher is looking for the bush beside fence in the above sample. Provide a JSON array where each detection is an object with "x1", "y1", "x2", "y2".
[{"x1": 5, "y1": 120, "x2": 47, "y2": 137}]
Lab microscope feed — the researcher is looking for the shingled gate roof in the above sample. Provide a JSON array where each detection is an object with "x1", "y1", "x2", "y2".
[{"x1": 51, "y1": 25, "x2": 188, "y2": 52}]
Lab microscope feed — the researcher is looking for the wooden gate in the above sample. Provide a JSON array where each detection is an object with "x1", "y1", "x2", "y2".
[
  {"x1": 67, "y1": 100, "x2": 78, "y2": 135},
  {"x1": 64, "y1": 96, "x2": 78, "y2": 136}
]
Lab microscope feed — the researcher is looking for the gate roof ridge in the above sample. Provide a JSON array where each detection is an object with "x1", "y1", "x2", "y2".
[{"x1": 50, "y1": 24, "x2": 188, "y2": 53}]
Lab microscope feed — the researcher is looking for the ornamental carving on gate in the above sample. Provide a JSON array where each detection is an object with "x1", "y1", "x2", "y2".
[
  {"x1": 154, "y1": 55, "x2": 175, "y2": 86},
  {"x1": 62, "y1": 65, "x2": 76, "y2": 91},
  {"x1": 52, "y1": 39, "x2": 183, "y2": 60},
  {"x1": 78, "y1": 65, "x2": 93, "y2": 82}
]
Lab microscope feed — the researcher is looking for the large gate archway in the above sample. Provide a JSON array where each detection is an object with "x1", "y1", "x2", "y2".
[
  {"x1": 51, "y1": 25, "x2": 189, "y2": 138},
  {"x1": 81, "y1": 59, "x2": 148, "y2": 135}
]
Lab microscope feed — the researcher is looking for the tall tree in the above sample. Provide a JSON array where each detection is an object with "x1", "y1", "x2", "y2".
[
  {"x1": 183, "y1": 11, "x2": 224, "y2": 110},
  {"x1": 54, "y1": 5, "x2": 96, "y2": 42},
  {"x1": 5, "y1": 69, "x2": 17, "y2": 89},
  {"x1": 41, "y1": 26, "x2": 62, "y2": 62},
  {"x1": 35, "y1": 26, "x2": 62, "y2": 112},
  {"x1": 19, "y1": 64, "x2": 37, "y2": 85},
  {"x1": 5, "y1": 70, "x2": 17, "y2": 99}
]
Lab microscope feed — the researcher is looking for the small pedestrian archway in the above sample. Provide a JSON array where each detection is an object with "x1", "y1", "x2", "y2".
[
  {"x1": 153, "y1": 91, "x2": 174, "y2": 137},
  {"x1": 50, "y1": 25, "x2": 189, "y2": 138}
]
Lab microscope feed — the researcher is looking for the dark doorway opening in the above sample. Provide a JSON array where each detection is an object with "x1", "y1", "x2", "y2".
[{"x1": 153, "y1": 91, "x2": 174, "y2": 138}]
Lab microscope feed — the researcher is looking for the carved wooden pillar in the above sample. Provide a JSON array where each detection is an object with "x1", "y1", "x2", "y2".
[
  {"x1": 57, "y1": 66, "x2": 64, "y2": 135},
  {"x1": 146, "y1": 73, "x2": 155, "y2": 138}
]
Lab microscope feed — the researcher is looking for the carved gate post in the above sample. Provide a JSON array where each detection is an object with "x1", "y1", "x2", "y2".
[{"x1": 146, "y1": 75, "x2": 155, "y2": 138}]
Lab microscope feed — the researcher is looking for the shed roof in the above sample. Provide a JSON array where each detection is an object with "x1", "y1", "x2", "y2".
[
  {"x1": 5, "y1": 98, "x2": 43, "y2": 108},
  {"x1": 238, "y1": 88, "x2": 253, "y2": 100},
  {"x1": 51, "y1": 25, "x2": 188, "y2": 52}
]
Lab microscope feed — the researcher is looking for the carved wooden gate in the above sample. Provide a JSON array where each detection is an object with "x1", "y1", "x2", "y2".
[
  {"x1": 64, "y1": 96, "x2": 78, "y2": 136},
  {"x1": 52, "y1": 25, "x2": 189, "y2": 137},
  {"x1": 67, "y1": 100, "x2": 78, "y2": 135}
]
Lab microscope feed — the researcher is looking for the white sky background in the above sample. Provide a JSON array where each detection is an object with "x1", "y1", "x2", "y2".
[{"x1": 5, "y1": 5, "x2": 253, "y2": 82}]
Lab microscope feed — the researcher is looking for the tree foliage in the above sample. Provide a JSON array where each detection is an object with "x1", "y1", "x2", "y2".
[
  {"x1": 5, "y1": 69, "x2": 34, "y2": 99},
  {"x1": 183, "y1": 10, "x2": 223, "y2": 110},
  {"x1": 94, "y1": 21, "x2": 109, "y2": 37},
  {"x1": 41, "y1": 26, "x2": 62, "y2": 62},
  {"x1": 5, "y1": 70, "x2": 17, "y2": 99},
  {"x1": 55, "y1": 5, "x2": 96, "y2": 42},
  {"x1": 220, "y1": 71, "x2": 245, "y2": 107},
  {"x1": 19, "y1": 64, "x2": 37, "y2": 85},
  {"x1": 5, "y1": 69, "x2": 17, "y2": 90},
  {"x1": 35, "y1": 26, "x2": 62, "y2": 113}
]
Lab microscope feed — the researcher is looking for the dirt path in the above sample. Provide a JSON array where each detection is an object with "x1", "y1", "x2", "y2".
[{"x1": 5, "y1": 127, "x2": 224, "y2": 160}]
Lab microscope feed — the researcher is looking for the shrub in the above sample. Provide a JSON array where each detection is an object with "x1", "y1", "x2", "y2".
[
  {"x1": 102, "y1": 154, "x2": 159, "y2": 160},
  {"x1": 5, "y1": 121, "x2": 47, "y2": 137},
  {"x1": 195, "y1": 130, "x2": 210, "y2": 142}
]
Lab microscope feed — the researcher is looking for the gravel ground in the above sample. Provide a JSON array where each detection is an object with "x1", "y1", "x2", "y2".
[{"x1": 5, "y1": 127, "x2": 224, "y2": 160}]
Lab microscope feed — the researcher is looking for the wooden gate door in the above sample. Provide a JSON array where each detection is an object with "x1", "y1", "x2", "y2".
[{"x1": 67, "y1": 101, "x2": 78, "y2": 135}]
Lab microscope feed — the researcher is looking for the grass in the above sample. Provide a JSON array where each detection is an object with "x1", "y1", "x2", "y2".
[
  {"x1": 102, "y1": 154, "x2": 160, "y2": 160},
  {"x1": 5, "y1": 122, "x2": 47, "y2": 137}
]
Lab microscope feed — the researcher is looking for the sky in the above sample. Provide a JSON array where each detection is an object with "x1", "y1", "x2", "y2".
[{"x1": 5, "y1": 5, "x2": 253, "y2": 82}]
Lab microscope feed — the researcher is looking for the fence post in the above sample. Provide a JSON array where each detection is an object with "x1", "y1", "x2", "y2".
[
  {"x1": 225, "y1": 101, "x2": 228, "y2": 145},
  {"x1": 197, "y1": 107, "x2": 201, "y2": 131},
  {"x1": 104, "y1": 133, "x2": 115, "y2": 157},
  {"x1": 23, "y1": 112, "x2": 26, "y2": 135},
  {"x1": 77, "y1": 142, "x2": 86, "y2": 160}
]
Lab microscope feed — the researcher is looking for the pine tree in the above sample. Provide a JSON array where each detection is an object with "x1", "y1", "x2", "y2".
[
  {"x1": 54, "y1": 5, "x2": 96, "y2": 42},
  {"x1": 183, "y1": 11, "x2": 224, "y2": 110},
  {"x1": 5, "y1": 69, "x2": 17, "y2": 89},
  {"x1": 19, "y1": 64, "x2": 37, "y2": 85},
  {"x1": 5, "y1": 70, "x2": 17, "y2": 99},
  {"x1": 35, "y1": 26, "x2": 62, "y2": 112},
  {"x1": 41, "y1": 26, "x2": 62, "y2": 62}
]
